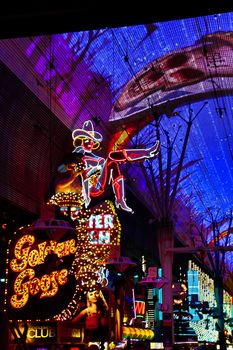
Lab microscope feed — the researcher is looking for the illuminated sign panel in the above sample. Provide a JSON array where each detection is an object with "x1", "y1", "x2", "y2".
[
  {"x1": 70, "y1": 289, "x2": 109, "y2": 343},
  {"x1": 5, "y1": 201, "x2": 121, "y2": 324},
  {"x1": 70, "y1": 201, "x2": 121, "y2": 291},
  {"x1": 87, "y1": 213, "x2": 114, "y2": 244},
  {"x1": 135, "y1": 300, "x2": 146, "y2": 316},
  {"x1": 9, "y1": 321, "x2": 83, "y2": 345},
  {"x1": 74, "y1": 200, "x2": 121, "y2": 250},
  {"x1": 57, "y1": 201, "x2": 121, "y2": 319},
  {"x1": 5, "y1": 223, "x2": 78, "y2": 320}
]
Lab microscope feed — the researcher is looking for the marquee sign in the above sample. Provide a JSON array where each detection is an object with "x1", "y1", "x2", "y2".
[
  {"x1": 9, "y1": 321, "x2": 83, "y2": 345},
  {"x1": 70, "y1": 200, "x2": 121, "y2": 294},
  {"x1": 77, "y1": 201, "x2": 121, "y2": 246},
  {"x1": 5, "y1": 199, "x2": 121, "y2": 324},
  {"x1": 5, "y1": 220, "x2": 78, "y2": 320}
]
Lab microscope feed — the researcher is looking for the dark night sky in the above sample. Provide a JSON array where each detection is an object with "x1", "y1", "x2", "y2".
[{"x1": 0, "y1": 2, "x2": 232, "y2": 39}]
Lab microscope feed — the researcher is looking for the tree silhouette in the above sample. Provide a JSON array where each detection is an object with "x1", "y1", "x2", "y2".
[{"x1": 120, "y1": 103, "x2": 207, "y2": 348}]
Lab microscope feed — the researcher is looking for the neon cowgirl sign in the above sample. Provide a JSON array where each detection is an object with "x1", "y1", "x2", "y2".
[
  {"x1": 5, "y1": 224, "x2": 78, "y2": 320},
  {"x1": 51, "y1": 120, "x2": 160, "y2": 215}
]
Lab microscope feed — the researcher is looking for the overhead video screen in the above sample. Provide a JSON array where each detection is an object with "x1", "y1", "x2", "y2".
[{"x1": 0, "y1": 12, "x2": 232, "y2": 283}]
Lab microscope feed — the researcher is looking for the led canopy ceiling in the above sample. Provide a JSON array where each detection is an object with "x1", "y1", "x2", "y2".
[{"x1": 0, "y1": 10, "x2": 233, "y2": 291}]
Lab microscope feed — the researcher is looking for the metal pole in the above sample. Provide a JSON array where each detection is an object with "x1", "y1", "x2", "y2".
[{"x1": 157, "y1": 221, "x2": 174, "y2": 350}]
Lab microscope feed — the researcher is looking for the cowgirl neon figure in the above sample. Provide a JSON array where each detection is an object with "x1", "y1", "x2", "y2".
[{"x1": 71, "y1": 120, "x2": 160, "y2": 213}]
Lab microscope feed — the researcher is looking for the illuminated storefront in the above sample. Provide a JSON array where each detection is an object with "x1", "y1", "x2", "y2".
[{"x1": 188, "y1": 261, "x2": 232, "y2": 344}]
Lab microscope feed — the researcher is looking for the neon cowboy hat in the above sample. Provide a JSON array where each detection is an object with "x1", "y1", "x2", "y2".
[{"x1": 72, "y1": 120, "x2": 103, "y2": 147}]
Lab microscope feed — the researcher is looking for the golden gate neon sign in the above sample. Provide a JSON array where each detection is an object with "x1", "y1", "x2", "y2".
[{"x1": 9, "y1": 234, "x2": 77, "y2": 309}]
